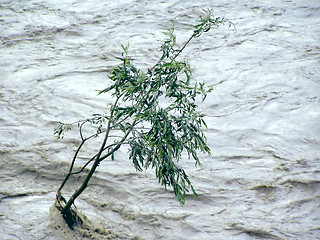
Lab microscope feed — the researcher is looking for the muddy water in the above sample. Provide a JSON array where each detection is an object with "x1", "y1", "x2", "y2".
[{"x1": 1, "y1": 0, "x2": 320, "y2": 239}]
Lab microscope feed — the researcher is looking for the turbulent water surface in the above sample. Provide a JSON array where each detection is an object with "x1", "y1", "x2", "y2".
[{"x1": 1, "y1": 0, "x2": 320, "y2": 239}]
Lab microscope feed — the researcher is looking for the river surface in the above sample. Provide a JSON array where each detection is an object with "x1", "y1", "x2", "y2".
[{"x1": 1, "y1": 0, "x2": 320, "y2": 239}]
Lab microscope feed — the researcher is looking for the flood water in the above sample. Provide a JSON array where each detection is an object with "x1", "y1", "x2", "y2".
[{"x1": 1, "y1": 0, "x2": 320, "y2": 239}]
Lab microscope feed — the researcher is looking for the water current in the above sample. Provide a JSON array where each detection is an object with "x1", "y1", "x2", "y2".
[{"x1": 1, "y1": 0, "x2": 320, "y2": 239}]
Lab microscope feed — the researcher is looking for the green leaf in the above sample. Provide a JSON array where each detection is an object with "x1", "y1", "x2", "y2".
[{"x1": 54, "y1": 122, "x2": 71, "y2": 139}]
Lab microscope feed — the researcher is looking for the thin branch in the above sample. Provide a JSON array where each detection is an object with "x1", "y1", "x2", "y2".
[
  {"x1": 79, "y1": 121, "x2": 86, "y2": 141},
  {"x1": 61, "y1": 93, "x2": 123, "y2": 213},
  {"x1": 149, "y1": 33, "x2": 196, "y2": 72},
  {"x1": 98, "y1": 119, "x2": 137, "y2": 162},
  {"x1": 70, "y1": 141, "x2": 130, "y2": 175},
  {"x1": 171, "y1": 33, "x2": 196, "y2": 63},
  {"x1": 57, "y1": 139, "x2": 86, "y2": 194}
]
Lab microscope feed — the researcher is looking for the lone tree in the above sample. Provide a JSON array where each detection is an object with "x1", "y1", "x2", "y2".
[{"x1": 54, "y1": 9, "x2": 231, "y2": 228}]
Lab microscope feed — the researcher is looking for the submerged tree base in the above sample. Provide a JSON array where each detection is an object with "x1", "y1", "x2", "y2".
[
  {"x1": 56, "y1": 204, "x2": 83, "y2": 230},
  {"x1": 50, "y1": 200, "x2": 124, "y2": 239},
  {"x1": 55, "y1": 193, "x2": 83, "y2": 229}
]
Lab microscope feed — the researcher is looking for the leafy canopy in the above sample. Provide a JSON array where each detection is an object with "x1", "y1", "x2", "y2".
[{"x1": 54, "y1": 9, "x2": 230, "y2": 205}]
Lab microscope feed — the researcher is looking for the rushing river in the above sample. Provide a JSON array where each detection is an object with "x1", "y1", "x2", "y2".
[{"x1": 1, "y1": 0, "x2": 320, "y2": 239}]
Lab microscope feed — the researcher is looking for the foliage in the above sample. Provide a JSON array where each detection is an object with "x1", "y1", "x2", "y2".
[{"x1": 54, "y1": 9, "x2": 231, "y2": 223}]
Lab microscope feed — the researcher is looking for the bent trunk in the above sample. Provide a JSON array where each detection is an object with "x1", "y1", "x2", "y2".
[
  {"x1": 60, "y1": 131, "x2": 110, "y2": 214},
  {"x1": 61, "y1": 157, "x2": 100, "y2": 214},
  {"x1": 59, "y1": 135, "x2": 125, "y2": 215}
]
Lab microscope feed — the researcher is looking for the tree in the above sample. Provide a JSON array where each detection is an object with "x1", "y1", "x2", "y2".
[{"x1": 54, "y1": 9, "x2": 231, "y2": 228}]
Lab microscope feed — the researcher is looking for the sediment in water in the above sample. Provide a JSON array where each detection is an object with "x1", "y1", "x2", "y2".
[{"x1": 49, "y1": 204, "x2": 124, "y2": 240}]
